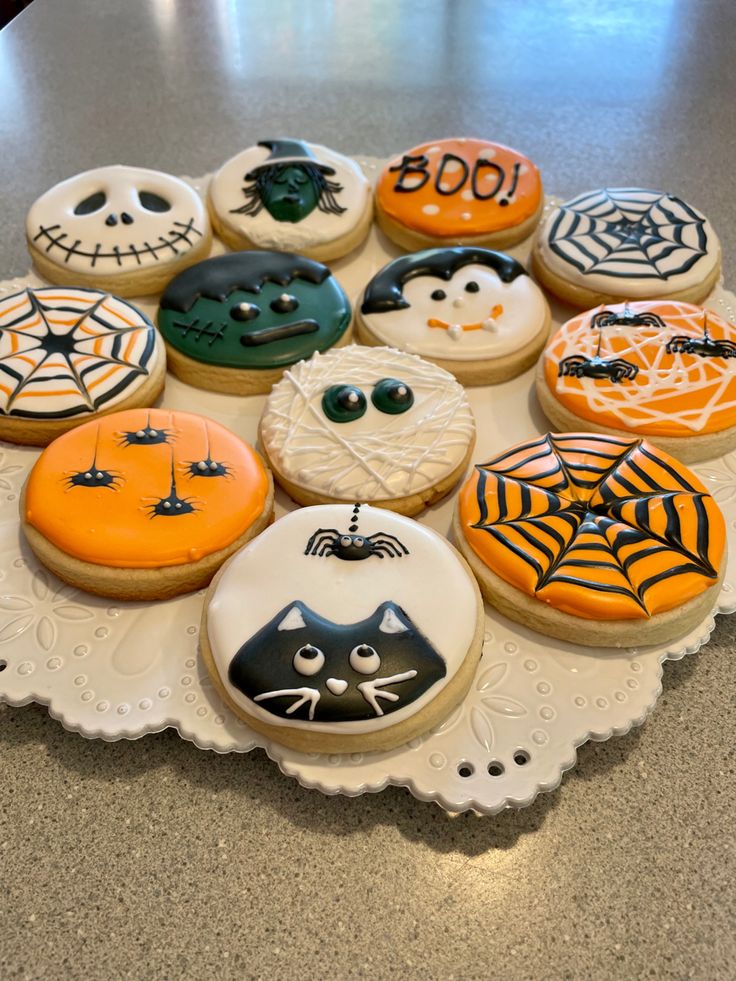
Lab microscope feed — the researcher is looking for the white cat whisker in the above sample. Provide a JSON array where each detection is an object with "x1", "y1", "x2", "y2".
[
  {"x1": 253, "y1": 687, "x2": 320, "y2": 721},
  {"x1": 357, "y1": 670, "x2": 418, "y2": 717}
]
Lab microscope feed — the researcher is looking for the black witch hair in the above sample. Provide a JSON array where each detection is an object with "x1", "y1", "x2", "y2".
[
  {"x1": 360, "y1": 247, "x2": 528, "y2": 315},
  {"x1": 304, "y1": 504, "x2": 409, "y2": 561}
]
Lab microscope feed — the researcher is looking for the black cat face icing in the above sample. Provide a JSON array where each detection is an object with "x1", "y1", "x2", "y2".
[{"x1": 228, "y1": 600, "x2": 447, "y2": 723}]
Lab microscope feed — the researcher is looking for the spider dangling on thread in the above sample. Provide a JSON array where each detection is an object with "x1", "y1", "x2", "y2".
[
  {"x1": 589, "y1": 302, "x2": 666, "y2": 331},
  {"x1": 184, "y1": 423, "x2": 233, "y2": 479},
  {"x1": 118, "y1": 411, "x2": 176, "y2": 447},
  {"x1": 666, "y1": 312, "x2": 736, "y2": 359},
  {"x1": 142, "y1": 452, "x2": 201, "y2": 518},
  {"x1": 558, "y1": 320, "x2": 640, "y2": 383},
  {"x1": 62, "y1": 423, "x2": 124, "y2": 491},
  {"x1": 304, "y1": 503, "x2": 409, "y2": 561}
]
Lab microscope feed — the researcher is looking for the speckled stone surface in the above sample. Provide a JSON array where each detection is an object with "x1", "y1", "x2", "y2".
[{"x1": 1, "y1": 1, "x2": 735, "y2": 978}]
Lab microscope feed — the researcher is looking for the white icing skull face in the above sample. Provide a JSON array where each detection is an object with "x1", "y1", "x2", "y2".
[{"x1": 26, "y1": 165, "x2": 208, "y2": 276}]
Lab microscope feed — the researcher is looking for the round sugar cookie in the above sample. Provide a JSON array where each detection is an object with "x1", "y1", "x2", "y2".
[
  {"x1": 375, "y1": 138, "x2": 543, "y2": 251},
  {"x1": 0, "y1": 287, "x2": 165, "y2": 446},
  {"x1": 201, "y1": 503, "x2": 484, "y2": 753},
  {"x1": 259, "y1": 345, "x2": 476, "y2": 516},
  {"x1": 26, "y1": 165, "x2": 212, "y2": 297},
  {"x1": 532, "y1": 188, "x2": 721, "y2": 308},
  {"x1": 21, "y1": 408, "x2": 273, "y2": 600},
  {"x1": 208, "y1": 139, "x2": 373, "y2": 261},
  {"x1": 454, "y1": 432, "x2": 726, "y2": 648},
  {"x1": 356, "y1": 247, "x2": 550, "y2": 385},
  {"x1": 536, "y1": 301, "x2": 736, "y2": 463},
  {"x1": 157, "y1": 251, "x2": 352, "y2": 395}
]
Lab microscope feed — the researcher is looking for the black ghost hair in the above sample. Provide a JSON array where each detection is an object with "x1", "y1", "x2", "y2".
[
  {"x1": 360, "y1": 247, "x2": 528, "y2": 315},
  {"x1": 159, "y1": 251, "x2": 332, "y2": 315}
]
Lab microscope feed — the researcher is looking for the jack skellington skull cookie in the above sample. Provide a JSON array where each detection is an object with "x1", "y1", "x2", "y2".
[
  {"x1": 26, "y1": 165, "x2": 212, "y2": 296},
  {"x1": 357, "y1": 247, "x2": 550, "y2": 385},
  {"x1": 21, "y1": 408, "x2": 273, "y2": 600},
  {"x1": 202, "y1": 503, "x2": 484, "y2": 753},
  {"x1": 375, "y1": 138, "x2": 544, "y2": 251},
  {"x1": 157, "y1": 251, "x2": 352, "y2": 395},
  {"x1": 208, "y1": 139, "x2": 373, "y2": 261},
  {"x1": 259, "y1": 345, "x2": 476, "y2": 516},
  {"x1": 0, "y1": 287, "x2": 165, "y2": 446},
  {"x1": 532, "y1": 187, "x2": 721, "y2": 308}
]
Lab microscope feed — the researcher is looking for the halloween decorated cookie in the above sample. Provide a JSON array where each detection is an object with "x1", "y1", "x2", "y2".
[
  {"x1": 0, "y1": 287, "x2": 165, "y2": 446},
  {"x1": 202, "y1": 503, "x2": 484, "y2": 753},
  {"x1": 532, "y1": 188, "x2": 721, "y2": 308},
  {"x1": 356, "y1": 247, "x2": 550, "y2": 385},
  {"x1": 26, "y1": 165, "x2": 212, "y2": 296},
  {"x1": 454, "y1": 432, "x2": 726, "y2": 648},
  {"x1": 536, "y1": 301, "x2": 736, "y2": 463},
  {"x1": 208, "y1": 139, "x2": 373, "y2": 261},
  {"x1": 259, "y1": 345, "x2": 476, "y2": 515},
  {"x1": 21, "y1": 408, "x2": 273, "y2": 600},
  {"x1": 157, "y1": 251, "x2": 352, "y2": 395},
  {"x1": 375, "y1": 138, "x2": 543, "y2": 251}
]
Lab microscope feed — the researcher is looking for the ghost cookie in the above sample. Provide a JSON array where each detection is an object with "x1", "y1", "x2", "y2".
[
  {"x1": 356, "y1": 247, "x2": 550, "y2": 385},
  {"x1": 536, "y1": 301, "x2": 736, "y2": 463},
  {"x1": 157, "y1": 251, "x2": 352, "y2": 395},
  {"x1": 21, "y1": 408, "x2": 273, "y2": 600},
  {"x1": 532, "y1": 188, "x2": 721, "y2": 308},
  {"x1": 201, "y1": 503, "x2": 484, "y2": 753},
  {"x1": 375, "y1": 138, "x2": 543, "y2": 252},
  {"x1": 259, "y1": 345, "x2": 476, "y2": 516},
  {"x1": 0, "y1": 287, "x2": 165, "y2": 446},
  {"x1": 26, "y1": 165, "x2": 212, "y2": 296},
  {"x1": 454, "y1": 432, "x2": 726, "y2": 648},
  {"x1": 208, "y1": 139, "x2": 373, "y2": 261}
]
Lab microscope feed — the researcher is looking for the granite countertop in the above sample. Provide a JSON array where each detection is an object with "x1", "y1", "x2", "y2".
[{"x1": 1, "y1": 1, "x2": 734, "y2": 978}]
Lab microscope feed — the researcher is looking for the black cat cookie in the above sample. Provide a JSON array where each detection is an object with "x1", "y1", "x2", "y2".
[{"x1": 201, "y1": 503, "x2": 484, "y2": 753}]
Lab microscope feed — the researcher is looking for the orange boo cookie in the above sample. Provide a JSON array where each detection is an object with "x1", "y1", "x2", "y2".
[
  {"x1": 543, "y1": 301, "x2": 736, "y2": 437},
  {"x1": 457, "y1": 432, "x2": 725, "y2": 620},
  {"x1": 24, "y1": 408, "x2": 269, "y2": 568},
  {"x1": 376, "y1": 138, "x2": 542, "y2": 238}
]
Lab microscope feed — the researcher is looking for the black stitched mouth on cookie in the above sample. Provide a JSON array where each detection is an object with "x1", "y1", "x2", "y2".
[
  {"x1": 239, "y1": 320, "x2": 320, "y2": 347},
  {"x1": 32, "y1": 217, "x2": 203, "y2": 267}
]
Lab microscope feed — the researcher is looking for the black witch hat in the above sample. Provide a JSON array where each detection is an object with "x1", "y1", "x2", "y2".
[{"x1": 245, "y1": 139, "x2": 337, "y2": 179}]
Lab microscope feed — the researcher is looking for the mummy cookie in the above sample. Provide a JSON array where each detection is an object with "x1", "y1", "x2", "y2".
[
  {"x1": 21, "y1": 408, "x2": 273, "y2": 600},
  {"x1": 259, "y1": 345, "x2": 476, "y2": 515},
  {"x1": 157, "y1": 251, "x2": 352, "y2": 395},
  {"x1": 536, "y1": 301, "x2": 736, "y2": 463},
  {"x1": 208, "y1": 139, "x2": 373, "y2": 261},
  {"x1": 0, "y1": 287, "x2": 165, "y2": 446},
  {"x1": 532, "y1": 188, "x2": 721, "y2": 308},
  {"x1": 454, "y1": 433, "x2": 726, "y2": 648},
  {"x1": 375, "y1": 138, "x2": 543, "y2": 252},
  {"x1": 26, "y1": 165, "x2": 212, "y2": 296},
  {"x1": 356, "y1": 247, "x2": 550, "y2": 385},
  {"x1": 202, "y1": 503, "x2": 484, "y2": 753}
]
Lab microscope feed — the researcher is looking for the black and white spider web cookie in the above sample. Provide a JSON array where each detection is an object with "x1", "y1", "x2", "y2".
[
  {"x1": 201, "y1": 503, "x2": 484, "y2": 753},
  {"x1": 26, "y1": 165, "x2": 212, "y2": 297},
  {"x1": 532, "y1": 188, "x2": 721, "y2": 308}
]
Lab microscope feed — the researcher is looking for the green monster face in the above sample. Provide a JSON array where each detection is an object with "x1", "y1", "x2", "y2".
[
  {"x1": 158, "y1": 252, "x2": 351, "y2": 371},
  {"x1": 261, "y1": 165, "x2": 321, "y2": 223}
]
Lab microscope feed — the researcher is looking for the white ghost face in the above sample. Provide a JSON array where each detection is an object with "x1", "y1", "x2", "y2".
[{"x1": 27, "y1": 165, "x2": 208, "y2": 275}]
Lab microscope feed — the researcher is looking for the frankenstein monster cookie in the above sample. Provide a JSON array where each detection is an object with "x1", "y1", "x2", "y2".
[
  {"x1": 21, "y1": 408, "x2": 273, "y2": 600},
  {"x1": 26, "y1": 165, "x2": 212, "y2": 296},
  {"x1": 208, "y1": 139, "x2": 373, "y2": 261},
  {"x1": 202, "y1": 504, "x2": 484, "y2": 753},
  {"x1": 157, "y1": 251, "x2": 352, "y2": 394},
  {"x1": 259, "y1": 345, "x2": 476, "y2": 516},
  {"x1": 454, "y1": 433, "x2": 726, "y2": 648},
  {"x1": 0, "y1": 287, "x2": 165, "y2": 446}
]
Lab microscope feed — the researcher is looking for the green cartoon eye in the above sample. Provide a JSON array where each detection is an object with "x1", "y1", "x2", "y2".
[
  {"x1": 371, "y1": 378, "x2": 414, "y2": 415},
  {"x1": 321, "y1": 384, "x2": 367, "y2": 423}
]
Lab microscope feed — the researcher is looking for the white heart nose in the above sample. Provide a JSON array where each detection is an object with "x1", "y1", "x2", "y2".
[
  {"x1": 326, "y1": 678, "x2": 348, "y2": 696},
  {"x1": 452, "y1": 297, "x2": 464, "y2": 309}
]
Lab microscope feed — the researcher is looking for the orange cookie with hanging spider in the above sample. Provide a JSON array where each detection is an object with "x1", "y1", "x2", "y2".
[{"x1": 20, "y1": 408, "x2": 273, "y2": 600}]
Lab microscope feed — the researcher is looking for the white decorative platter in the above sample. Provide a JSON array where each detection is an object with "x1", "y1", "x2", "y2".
[{"x1": 1, "y1": 160, "x2": 735, "y2": 815}]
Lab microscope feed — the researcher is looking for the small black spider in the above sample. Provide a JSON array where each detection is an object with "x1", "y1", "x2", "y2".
[
  {"x1": 666, "y1": 317, "x2": 736, "y2": 359},
  {"x1": 184, "y1": 426, "x2": 232, "y2": 479},
  {"x1": 558, "y1": 354, "x2": 639, "y2": 383},
  {"x1": 590, "y1": 304, "x2": 666, "y2": 331},
  {"x1": 62, "y1": 425, "x2": 123, "y2": 492},
  {"x1": 118, "y1": 413, "x2": 175, "y2": 447},
  {"x1": 304, "y1": 504, "x2": 409, "y2": 560},
  {"x1": 143, "y1": 457, "x2": 200, "y2": 518}
]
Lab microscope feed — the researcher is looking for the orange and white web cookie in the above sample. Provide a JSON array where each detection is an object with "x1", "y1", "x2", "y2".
[
  {"x1": 375, "y1": 139, "x2": 543, "y2": 251},
  {"x1": 454, "y1": 432, "x2": 726, "y2": 648},
  {"x1": 536, "y1": 301, "x2": 736, "y2": 463}
]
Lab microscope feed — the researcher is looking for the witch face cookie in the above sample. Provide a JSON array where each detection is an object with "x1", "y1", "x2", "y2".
[
  {"x1": 259, "y1": 345, "x2": 475, "y2": 515},
  {"x1": 532, "y1": 188, "x2": 721, "y2": 308},
  {"x1": 357, "y1": 247, "x2": 550, "y2": 385},
  {"x1": 26, "y1": 165, "x2": 212, "y2": 297},
  {"x1": 21, "y1": 408, "x2": 273, "y2": 600},
  {"x1": 202, "y1": 503, "x2": 483, "y2": 753},
  {"x1": 208, "y1": 139, "x2": 373, "y2": 261},
  {"x1": 157, "y1": 251, "x2": 352, "y2": 395},
  {"x1": 375, "y1": 138, "x2": 543, "y2": 251}
]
